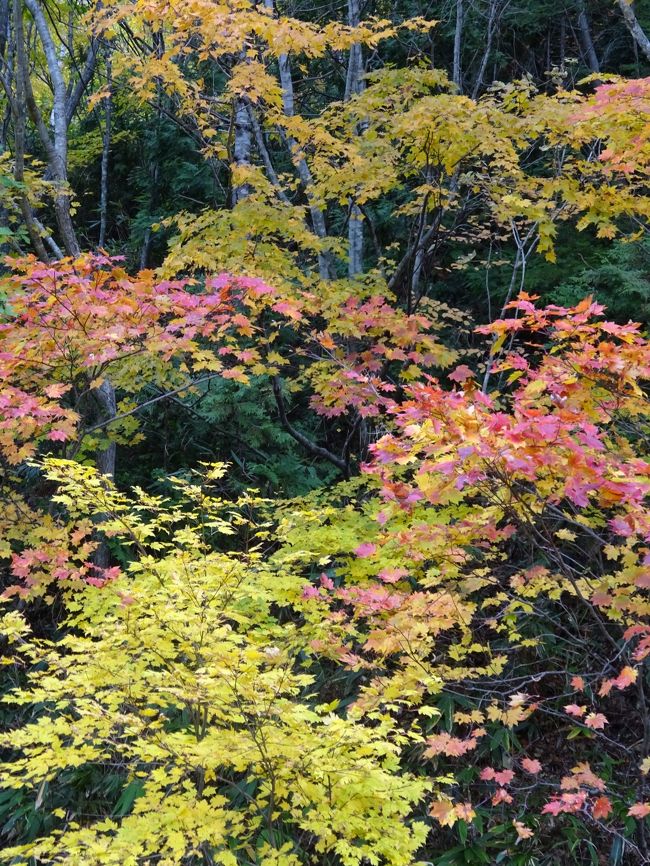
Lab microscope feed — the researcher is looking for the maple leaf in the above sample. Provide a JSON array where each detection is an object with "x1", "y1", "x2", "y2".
[
  {"x1": 592, "y1": 796, "x2": 612, "y2": 820},
  {"x1": 47, "y1": 429, "x2": 70, "y2": 442},
  {"x1": 44, "y1": 384, "x2": 71, "y2": 399},
  {"x1": 454, "y1": 802, "x2": 476, "y2": 823},
  {"x1": 377, "y1": 567, "x2": 408, "y2": 583},
  {"x1": 491, "y1": 788, "x2": 513, "y2": 805},
  {"x1": 564, "y1": 704, "x2": 587, "y2": 718},
  {"x1": 561, "y1": 762, "x2": 605, "y2": 792},
  {"x1": 448, "y1": 364, "x2": 474, "y2": 384},
  {"x1": 628, "y1": 803, "x2": 650, "y2": 819},
  {"x1": 521, "y1": 757, "x2": 542, "y2": 775},
  {"x1": 493, "y1": 769, "x2": 515, "y2": 786},
  {"x1": 542, "y1": 792, "x2": 588, "y2": 815},
  {"x1": 424, "y1": 731, "x2": 483, "y2": 758},
  {"x1": 429, "y1": 799, "x2": 458, "y2": 827},
  {"x1": 599, "y1": 666, "x2": 637, "y2": 696},
  {"x1": 584, "y1": 713, "x2": 608, "y2": 730},
  {"x1": 354, "y1": 542, "x2": 377, "y2": 558}
]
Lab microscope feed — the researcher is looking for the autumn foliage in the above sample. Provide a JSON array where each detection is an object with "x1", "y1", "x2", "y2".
[
  {"x1": 1, "y1": 252, "x2": 650, "y2": 863},
  {"x1": 2, "y1": 0, "x2": 650, "y2": 863}
]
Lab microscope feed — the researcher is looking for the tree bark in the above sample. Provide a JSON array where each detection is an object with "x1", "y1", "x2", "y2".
[
  {"x1": 577, "y1": 1, "x2": 600, "y2": 73},
  {"x1": 453, "y1": 0, "x2": 464, "y2": 91},
  {"x1": 264, "y1": 0, "x2": 333, "y2": 279},
  {"x1": 12, "y1": 0, "x2": 48, "y2": 259},
  {"x1": 246, "y1": 101, "x2": 291, "y2": 205},
  {"x1": 472, "y1": 0, "x2": 502, "y2": 98},
  {"x1": 23, "y1": 0, "x2": 80, "y2": 255},
  {"x1": 0, "y1": 0, "x2": 9, "y2": 57},
  {"x1": 232, "y1": 95, "x2": 252, "y2": 204},
  {"x1": 99, "y1": 49, "x2": 112, "y2": 249},
  {"x1": 94, "y1": 380, "x2": 117, "y2": 480},
  {"x1": 616, "y1": 0, "x2": 650, "y2": 63},
  {"x1": 345, "y1": 0, "x2": 364, "y2": 278}
]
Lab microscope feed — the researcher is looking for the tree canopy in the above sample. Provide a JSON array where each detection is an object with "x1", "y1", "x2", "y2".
[{"x1": 2, "y1": 1, "x2": 650, "y2": 864}]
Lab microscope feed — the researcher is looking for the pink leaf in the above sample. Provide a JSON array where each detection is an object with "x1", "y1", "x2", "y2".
[
  {"x1": 570, "y1": 675, "x2": 585, "y2": 691},
  {"x1": 47, "y1": 429, "x2": 69, "y2": 442},
  {"x1": 377, "y1": 567, "x2": 408, "y2": 584},
  {"x1": 564, "y1": 704, "x2": 587, "y2": 718},
  {"x1": 521, "y1": 758, "x2": 542, "y2": 775},
  {"x1": 44, "y1": 383, "x2": 71, "y2": 399},
  {"x1": 628, "y1": 803, "x2": 650, "y2": 819},
  {"x1": 448, "y1": 365, "x2": 474, "y2": 384}
]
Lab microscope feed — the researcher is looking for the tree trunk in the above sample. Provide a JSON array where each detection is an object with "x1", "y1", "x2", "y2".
[
  {"x1": 616, "y1": 0, "x2": 650, "y2": 63},
  {"x1": 264, "y1": 0, "x2": 333, "y2": 279},
  {"x1": 99, "y1": 49, "x2": 112, "y2": 249},
  {"x1": 12, "y1": 0, "x2": 48, "y2": 259},
  {"x1": 23, "y1": 0, "x2": 81, "y2": 256},
  {"x1": 232, "y1": 95, "x2": 252, "y2": 205},
  {"x1": 94, "y1": 380, "x2": 117, "y2": 481},
  {"x1": 577, "y1": 1, "x2": 600, "y2": 73},
  {"x1": 453, "y1": 0, "x2": 464, "y2": 90},
  {"x1": 472, "y1": 0, "x2": 501, "y2": 98},
  {"x1": 346, "y1": 0, "x2": 364, "y2": 278},
  {"x1": 0, "y1": 0, "x2": 9, "y2": 57}
]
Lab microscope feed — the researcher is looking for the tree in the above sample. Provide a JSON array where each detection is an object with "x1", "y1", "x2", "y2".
[
  {"x1": 2, "y1": 3, "x2": 650, "y2": 863},
  {"x1": 616, "y1": 0, "x2": 650, "y2": 62},
  {"x1": 3, "y1": 295, "x2": 650, "y2": 863}
]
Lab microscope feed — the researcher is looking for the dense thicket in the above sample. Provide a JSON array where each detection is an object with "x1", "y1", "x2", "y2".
[{"x1": 1, "y1": 1, "x2": 650, "y2": 865}]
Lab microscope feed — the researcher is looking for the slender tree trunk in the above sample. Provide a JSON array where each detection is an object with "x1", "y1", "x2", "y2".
[
  {"x1": 98, "y1": 49, "x2": 112, "y2": 249},
  {"x1": 264, "y1": 0, "x2": 333, "y2": 279},
  {"x1": 453, "y1": 0, "x2": 464, "y2": 90},
  {"x1": 346, "y1": 0, "x2": 364, "y2": 278},
  {"x1": 232, "y1": 96, "x2": 252, "y2": 205},
  {"x1": 344, "y1": 0, "x2": 363, "y2": 102},
  {"x1": 348, "y1": 207, "x2": 364, "y2": 277},
  {"x1": 577, "y1": 1, "x2": 600, "y2": 73},
  {"x1": 472, "y1": 0, "x2": 501, "y2": 99},
  {"x1": 94, "y1": 380, "x2": 117, "y2": 481},
  {"x1": 140, "y1": 34, "x2": 163, "y2": 269},
  {"x1": 23, "y1": 0, "x2": 80, "y2": 255},
  {"x1": 616, "y1": 0, "x2": 650, "y2": 62},
  {"x1": 12, "y1": 0, "x2": 48, "y2": 258},
  {"x1": 0, "y1": 0, "x2": 9, "y2": 67},
  {"x1": 246, "y1": 101, "x2": 291, "y2": 205}
]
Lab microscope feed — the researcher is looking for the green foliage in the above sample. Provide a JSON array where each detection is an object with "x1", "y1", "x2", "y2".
[
  {"x1": 551, "y1": 236, "x2": 650, "y2": 323},
  {"x1": 124, "y1": 377, "x2": 339, "y2": 496}
]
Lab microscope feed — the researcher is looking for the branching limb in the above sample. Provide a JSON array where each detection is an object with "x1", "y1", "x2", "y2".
[{"x1": 271, "y1": 376, "x2": 349, "y2": 477}]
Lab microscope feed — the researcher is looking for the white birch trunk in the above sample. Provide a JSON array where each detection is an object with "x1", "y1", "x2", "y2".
[
  {"x1": 616, "y1": 0, "x2": 650, "y2": 62},
  {"x1": 346, "y1": 0, "x2": 364, "y2": 278}
]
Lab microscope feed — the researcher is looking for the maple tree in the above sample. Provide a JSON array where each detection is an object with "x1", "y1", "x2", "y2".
[
  {"x1": 2, "y1": 1, "x2": 650, "y2": 864},
  {"x1": 3, "y1": 292, "x2": 650, "y2": 864}
]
